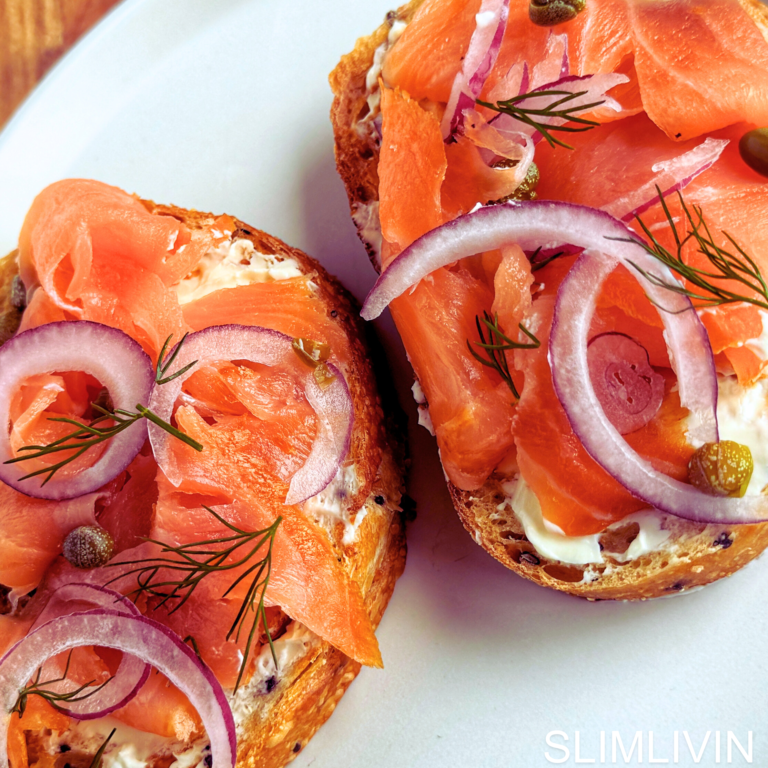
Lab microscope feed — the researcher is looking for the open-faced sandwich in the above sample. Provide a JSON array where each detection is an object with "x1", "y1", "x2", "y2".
[
  {"x1": 331, "y1": 0, "x2": 768, "y2": 599},
  {"x1": 0, "y1": 179, "x2": 407, "y2": 768}
]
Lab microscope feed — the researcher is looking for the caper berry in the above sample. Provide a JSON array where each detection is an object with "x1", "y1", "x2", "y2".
[
  {"x1": 529, "y1": 0, "x2": 586, "y2": 27},
  {"x1": 688, "y1": 440, "x2": 753, "y2": 498},
  {"x1": 739, "y1": 128, "x2": 768, "y2": 178},
  {"x1": 62, "y1": 525, "x2": 115, "y2": 569},
  {"x1": 488, "y1": 162, "x2": 540, "y2": 204}
]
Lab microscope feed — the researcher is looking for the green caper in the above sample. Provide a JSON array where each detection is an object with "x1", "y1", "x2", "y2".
[
  {"x1": 688, "y1": 440, "x2": 753, "y2": 498},
  {"x1": 62, "y1": 525, "x2": 115, "y2": 569},
  {"x1": 488, "y1": 162, "x2": 540, "y2": 204},
  {"x1": 529, "y1": 0, "x2": 586, "y2": 27},
  {"x1": 739, "y1": 128, "x2": 768, "y2": 179}
]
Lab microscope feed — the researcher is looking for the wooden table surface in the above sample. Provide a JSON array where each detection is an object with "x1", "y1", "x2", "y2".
[{"x1": 0, "y1": 0, "x2": 122, "y2": 129}]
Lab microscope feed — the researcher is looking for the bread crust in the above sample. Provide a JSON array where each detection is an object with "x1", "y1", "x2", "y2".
[
  {"x1": 2, "y1": 202, "x2": 407, "y2": 767},
  {"x1": 329, "y1": 0, "x2": 768, "y2": 600}
]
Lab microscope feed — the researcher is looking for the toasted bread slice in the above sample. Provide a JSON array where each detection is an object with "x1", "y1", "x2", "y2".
[
  {"x1": 0, "y1": 201, "x2": 407, "y2": 767},
  {"x1": 329, "y1": 0, "x2": 768, "y2": 601}
]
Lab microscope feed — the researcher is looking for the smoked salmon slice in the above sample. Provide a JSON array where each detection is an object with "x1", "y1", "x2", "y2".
[
  {"x1": 382, "y1": 0, "x2": 482, "y2": 105},
  {"x1": 153, "y1": 395, "x2": 381, "y2": 669},
  {"x1": 18, "y1": 180, "x2": 213, "y2": 359}
]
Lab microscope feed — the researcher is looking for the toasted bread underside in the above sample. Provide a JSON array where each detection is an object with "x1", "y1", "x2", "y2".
[
  {"x1": 329, "y1": 0, "x2": 768, "y2": 600},
  {"x1": 0, "y1": 202, "x2": 407, "y2": 768}
]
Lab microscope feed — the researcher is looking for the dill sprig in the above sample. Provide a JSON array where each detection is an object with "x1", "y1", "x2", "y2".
[
  {"x1": 627, "y1": 188, "x2": 768, "y2": 312},
  {"x1": 5, "y1": 333, "x2": 203, "y2": 487},
  {"x1": 156, "y1": 332, "x2": 198, "y2": 386},
  {"x1": 111, "y1": 507, "x2": 282, "y2": 694},
  {"x1": 477, "y1": 88, "x2": 604, "y2": 150},
  {"x1": 467, "y1": 311, "x2": 540, "y2": 399},
  {"x1": 89, "y1": 729, "x2": 117, "y2": 768},
  {"x1": 529, "y1": 246, "x2": 566, "y2": 272},
  {"x1": 12, "y1": 651, "x2": 113, "y2": 718}
]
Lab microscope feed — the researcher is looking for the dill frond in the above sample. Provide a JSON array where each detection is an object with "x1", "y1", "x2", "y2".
[
  {"x1": 477, "y1": 88, "x2": 604, "y2": 150},
  {"x1": 467, "y1": 311, "x2": 540, "y2": 399}
]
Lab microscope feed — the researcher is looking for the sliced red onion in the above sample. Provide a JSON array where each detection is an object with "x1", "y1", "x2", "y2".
[
  {"x1": 463, "y1": 107, "x2": 535, "y2": 186},
  {"x1": 487, "y1": 61, "x2": 529, "y2": 105},
  {"x1": 361, "y1": 201, "x2": 717, "y2": 445},
  {"x1": 587, "y1": 333, "x2": 664, "y2": 434},
  {"x1": 529, "y1": 33, "x2": 569, "y2": 91},
  {"x1": 29, "y1": 584, "x2": 149, "y2": 720},
  {"x1": 552, "y1": 251, "x2": 768, "y2": 524},
  {"x1": 484, "y1": 32, "x2": 563, "y2": 105},
  {"x1": 0, "y1": 322, "x2": 153, "y2": 500},
  {"x1": 285, "y1": 363, "x2": 353, "y2": 505},
  {"x1": 603, "y1": 137, "x2": 730, "y2": 222},
  {"x1": 441, "y1": 0, "x2": 510, "y2": 139},
  {"x1": 147, "y1": 325, "x2": 353, "y2": 504},
  {"x1": 0, "y1": 610, "x2": 236, "y2": 768}
]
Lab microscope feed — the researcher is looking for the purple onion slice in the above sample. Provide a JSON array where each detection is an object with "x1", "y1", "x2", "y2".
[
  {"x1": 587, "y1": 333, "x2": 665, "y2": 435},
  {"x1": 551, "y1": 251, "x2": 768, "y2": 524},
  {"x1": 603, "y1": 137, "x2": 729, "y2": 222},
  {"x1": 147, "y1": 325, "x2": 353, "y2": 504},
  {"x1": 29, "y1": 584, "x2": 149, "y2": 720},
  {"x1": 0, "y1": 610, "x2": 236, "y2": 768},
  {"x1": 361, "y1": 200, "x2": 717, "y2": 444},
  {"x1": 0, "y1": 322, "x2": 153, "y2": 500},
  {"x1": 285, "y1": 363, "x2": 353, "y2": 505},
  {"x1": 441, "y1": 0, "x2": 510, "y2": 139}
]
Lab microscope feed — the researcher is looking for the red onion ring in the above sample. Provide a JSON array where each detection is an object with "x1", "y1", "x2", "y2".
[
  {"x1": 441, "y1": 0, "x2": 510, "y2": 139},
  {"x1": 531, "y1": 33, "x2": 569, "y2": 91},
  {"x1": 603, "y1": 137, "x2": 729, "y2": 222},
  {"x1": 147, "y1": 325, "x2": 353, "y2": 504},
  {"x1": 285, "y1": 363, "x2": 353, "y2": 505},
  {"x1": 0, "y1": 322, "x2": 153, "y2": 500},
  {"x1": 551, "y1": 251, "x2": 768, "y2": 524},
  {"x1": 29, "y1": 584, "x2": 149, "y2": 720},
  {"x1": 0, "y1": 610, "x2": 236, "y2": 768},
  {"x1": 361, "y1": 201, "x2": 717, "y2": 445}
]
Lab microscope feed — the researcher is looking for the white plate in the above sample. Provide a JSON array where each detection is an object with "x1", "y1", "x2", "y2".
[{"x1": 0, "y1": 2, "x2": 765, "y2": 766}]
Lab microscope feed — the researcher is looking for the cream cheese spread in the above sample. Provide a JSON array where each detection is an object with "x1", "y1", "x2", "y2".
[
  {"x1": 44, "y1": 717, "x2": 208, "y2": 768},
  {"x1": 411, "y1": 380, "x2": 436, "y2": 436},
  {"x1": 227, "y1": 622, "x2": 316, "y2": 735},
  {"x1": 362, "y1": 19, "x2": 408, "y2": 123},
  {"x1": 744, "y1": 309, "x2": 768, "y2": 360},
  {"x1": 176, "y1": 237, "x2": 302, "y2": 305},
  {"x1": 713, "y1": 375, "x2": 768, "y2": 494},
  {"x1": 303, "y1": 463, "x2": 366, "y2": 545},
  {"x1": 499, "y1": 478, "x2": 671, "y2": 566}
]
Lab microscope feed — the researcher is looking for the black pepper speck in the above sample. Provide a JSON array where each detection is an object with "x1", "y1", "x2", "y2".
[{"x1": 713, "y1": 532, "x2": 733, "y2": 549}]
